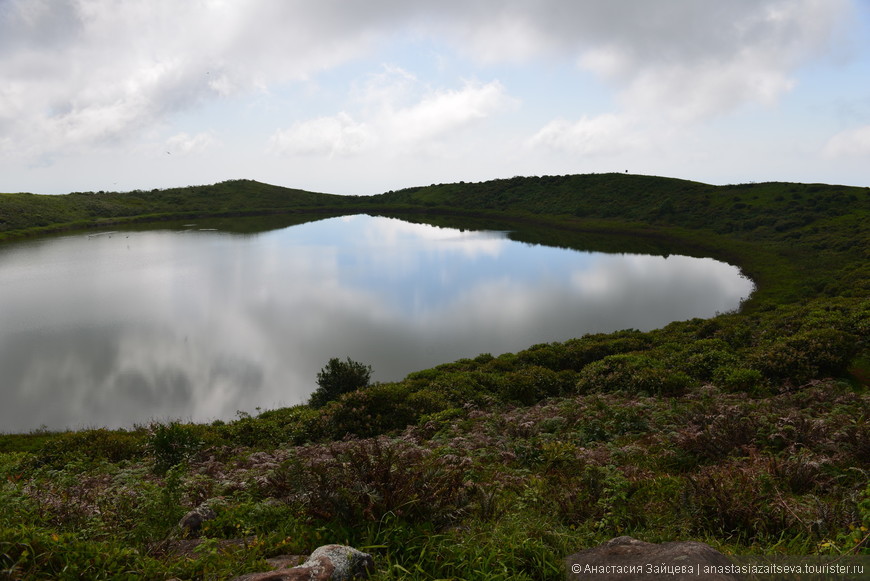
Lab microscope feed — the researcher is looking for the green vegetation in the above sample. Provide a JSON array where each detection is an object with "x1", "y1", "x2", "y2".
[
  {"x1": 0, "y1": 173, "x2": 868, "y2": 579},
  {"x1": 309, "y1": 357, "x2": 374, "y2": 409},
  {"x1": 0, "y1": 179, "x2": 352, "y2": 240}
]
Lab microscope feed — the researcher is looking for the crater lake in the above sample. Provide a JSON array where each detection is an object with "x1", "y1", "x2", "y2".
[{"x1": 0, "y1": 214, "x2": 753, "y2": 431}]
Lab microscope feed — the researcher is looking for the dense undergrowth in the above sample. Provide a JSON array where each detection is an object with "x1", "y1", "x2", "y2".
[{"x1": 1, "y1": 174, "x2": 868, "y2": 579}]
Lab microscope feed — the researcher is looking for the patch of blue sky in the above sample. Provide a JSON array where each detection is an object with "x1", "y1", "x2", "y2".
[{"x1": 265, "y1": 215, "x2": 604, "y2": 316}]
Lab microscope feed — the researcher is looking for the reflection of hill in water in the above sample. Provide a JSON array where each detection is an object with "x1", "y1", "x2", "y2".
[{"x1": 114, "y1": 210, "x2": 712, "y2": 261}]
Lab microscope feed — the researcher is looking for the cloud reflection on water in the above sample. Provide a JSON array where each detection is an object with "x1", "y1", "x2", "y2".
[{"x1": 0, "y1": 215, "x2": 752, "y2": 431}]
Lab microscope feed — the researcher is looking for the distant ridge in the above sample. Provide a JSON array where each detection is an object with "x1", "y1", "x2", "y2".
[{"x1": 370, "y1": 172, "x2": 868, "y2": 235}]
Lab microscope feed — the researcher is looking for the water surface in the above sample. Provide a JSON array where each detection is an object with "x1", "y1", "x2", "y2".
[{"x1": 0, "y1": 215, "x2": 752, "y2": 431}]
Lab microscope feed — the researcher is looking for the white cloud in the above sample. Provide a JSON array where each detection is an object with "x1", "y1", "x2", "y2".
[
  {"x1": 166, "y1": 132, "x2": 218, "y2": 156},
  {"x1": 3, "y1": 0, "x2": 845, "y2": 155},
  {"x1": 0, "y1": 0, "x2": 397, "y2": 159},
  {"x1": 269, "y1": 78, "x2": 516, "y2": 158},
  {"x1": 571, "y1": 0, "x2": 846, "y2": 121},
  {"x1": 268, "y1": 113, "x2": 375, "y2": 157},
  {"x1": 435, "y1": 0, "x2": 850, "y2": 124},
  {"x1": 617, "y1": 58, "x2": 796, "y2": 123},
  {"x1": 0, "y1": 0, "x2": 861, "y2": 191},
  {"x1": 386, "y1": 80, "x2": 517, "y2": 144},
  {"x1": 823, "y1": 125, "x2": 870, "y2": 158},
  {"x1": 528, "y1": 114, "x2": 648, "y2": 157},
  {"x1": 523, "y1": 0, "x2": 853, "y2": 164}
]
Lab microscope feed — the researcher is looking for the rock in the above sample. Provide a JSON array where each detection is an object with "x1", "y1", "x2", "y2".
[
  {"x1": 232, "y1": 544, "x2": 374, "y2": 581},
  {"x1": 264, "y1": 555, "x2": 306, "y2": 569},
  {"x1": 178, "y1": 502, "x2": 217, "y2": 536},
  {"x1": 565, "y1": 536, "x2": 740, "y2": 580}
]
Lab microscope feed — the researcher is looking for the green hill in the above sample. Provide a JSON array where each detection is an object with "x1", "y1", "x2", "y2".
[
  {"x1": 370, "y1": 173, "x2": 869, "y2": 306},
  {"x1": 373, "y1": 173, "x2": 867, "y2": 252},
  {"x1": 0, "y1": 179, "x2": 347, "y2": 238}
]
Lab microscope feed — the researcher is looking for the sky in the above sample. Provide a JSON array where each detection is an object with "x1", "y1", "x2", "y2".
[{"x1": 1, "y1": 0, "x2": 869, "y2": 196}]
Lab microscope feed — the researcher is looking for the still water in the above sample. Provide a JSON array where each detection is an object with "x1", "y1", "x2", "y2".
[{"x1": 0, "y1": 214, "x2": 753, "y2": 431}]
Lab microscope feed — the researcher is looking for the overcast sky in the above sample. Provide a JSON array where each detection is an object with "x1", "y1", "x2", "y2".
[{"x1": 2, "y1": 0, "x2": 869, "y2": 195}]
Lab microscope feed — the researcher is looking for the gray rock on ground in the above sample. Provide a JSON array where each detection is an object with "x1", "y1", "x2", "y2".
[
  {"x1": 178, "y1": 502, "x2": 218, "y2": 537},
  {"x1": 232, "y1": 544, "x2": 374, "y2": 581},
  {"x1": 565, "y1": 536, "x2": 740, "y2": 580}
]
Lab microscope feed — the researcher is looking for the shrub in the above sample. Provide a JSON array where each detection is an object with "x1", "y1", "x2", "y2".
[
  {"x1": 416, "y1": 407, "x2": 467, "y2": 439},
  {"x1": 27, "y1": 429, "x2": 144, "y2": 469},
  {"x1": 308, "y1": 357, "x2": 372, "y2": 409},
  {"x1": 762, "y1": 411, "x2": 835, "y2": 454},
  {"x1": 314, "y1": 382, "x2": 448, "y2": 439},
  {"x1": 837, "y1": 415, "x2": 870, "y2": 468},
  {"x1": 264, "y1": 437, "x2": 474, "y2": 526},
  {"x1": 547, "y1": 463, "x2": 638, "y2": 530},
  {"x1": 713, "y1": 366, "x2": 766, "y2": 393},
  {"x1": 677, "y1": 341, "x2": 738, "y2": 381},
  {"x1": 575, "y1": 354, "x2": 694, "y2": 396},
  {"x1": 147, "y1": 422, "x2": 202, "y2": 474},
  {"x1": 221, "y1": 406, "x2": 320, "y2": 448},
  {"x1": 576, "y1": 403, "x2": 650, "y2": 445},
  {"x1": 562, "y1": 332, "x2": 653, "y2": 370},
  {"x1": 683, "y1": 462, "x2": 779, "y2": 540},
  {"x1": 828, "y1": 482, "x2": 870, "y2": 554},
  {"x1": 499, "y1": 366, "x2": 570, "y2": 405},
  {"x1": 752, "y1": 328, "x2": 859, "y2": 384},
  {"x1": 418, "y1": 370, "x2": 503, "y2": 406},
  {"x1": 0, "y1": 526, "x2": 158, "y2": 580},
  {"x1": 682, "y1": 455, "x2": 853, "y2": 543},
  {"x1": 515, "y1": 342, "x2": 568, "y2": 370},
  {"x1": 673, "y1": 405, "x2": 759, "y2": 462},
  {"x1": 766, "y1": 449, "x2": 831, "y2": 494}
]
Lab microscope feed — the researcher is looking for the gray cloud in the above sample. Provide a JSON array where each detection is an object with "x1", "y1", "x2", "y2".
[
  {"x1": 0, "y1": 0, "x2": 84, "y2": 55},
  {"x1": 446, "y1": 0, "x2": 850, "y2": 120},
  {"x1": 0, "y1": 0, "x2": 853, "y2": 161}
]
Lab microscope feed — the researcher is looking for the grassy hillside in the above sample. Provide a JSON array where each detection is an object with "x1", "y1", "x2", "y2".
[
  {"x1": 0, "y1": 174, "x2": 868, "y2": 579},
  {"x1": 0, "y1": 179, "x2": 350, "y2": 239},
  {"x1": 371, "y1": 174, "x2": 869, "y2": 304}
]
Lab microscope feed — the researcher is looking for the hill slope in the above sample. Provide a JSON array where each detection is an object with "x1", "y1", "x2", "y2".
[
  {"x1": 373, "y1": 174, "x2": 868, "y2": 249},
  {"x1": 370, "y1": 173, "x2": 869, "y2": 304},
  {"x1": 0, "y1": 179, "x2": 348, "y2": 237}
]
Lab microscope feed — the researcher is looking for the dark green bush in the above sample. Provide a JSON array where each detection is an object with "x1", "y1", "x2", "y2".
[
  {"x1": 500, "y1": 366, "x2": 570, "y2": 405},
  {"x1": 220, "y1": 406, "x2": 320, "y2": 448},
  {"x1": 423, "y1": 370, "x2": 503, "y2": 405},
  {"x1": 515, "y1": 342, "x2": 569, "y2": 370},
  {"x1": 676, "y1": 339, "x2": 738, "y2": 381},
  {"x1": 0, "y1": 526, "x2": 158, "y2": 580},
  {"x1": 575, "y1": 354, "x2": 695, "y2": 395},
  {"x1": 29, "y1": 428, "x2": 145, "y2": 468},
  {"x1": 752, "y1": 328, "x2": 859, "y2": 384},
  {"x1": 713, "y1": 366, "x2": 766, "y2": 393},
  {"x1": 147, "y1": 422, "x2": 202, "y2": 474},
  {"x1": 547, "y1": 463, "x2": 638, "y2": 529},
  {"x1": 315, "y1": 381, "x2": 448, "y2": 439},
  {"x1": 308, "y1": 357, "x2": 372, "y2": 408},
  {"x1": 264, "y1": 437, "x2": 473, "y2": 526},
  {"x1": 576, "y1": 403, "x2": 650, "y2": 444},
  {"x1": 561, "y1": 332, "x2": 654, "y2": 370}
]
